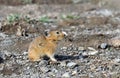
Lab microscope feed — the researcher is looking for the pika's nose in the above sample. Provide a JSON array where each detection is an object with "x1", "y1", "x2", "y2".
[{"x1": 62, "y1": 31, "x2": 68, "y2": 37}]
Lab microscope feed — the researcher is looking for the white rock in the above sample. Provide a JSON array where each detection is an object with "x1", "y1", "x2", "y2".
[
  {"x1": 0, "y1": 33, "x2": 7, "y2": 38},
  {"x1": 40, "y1": 67, "x2": 49, "y2": 73},
  {"x1": 82, "y1": 51, "x2": 98, "y2": 56},
  {"x1": 88, "y1": 51, "x2": 98, "y2": 55},
  {"x1": 88, "y1": 47, "x2": 96, "y2": 51},
  {"x1": 78, "y1": 47, "x2": 85, "y2": 51},
  {"x1": 67, "y1": 62, "x2": 77, "y2": 67},
  {"x1": 62, "y1": 72, "x2": 70, "y2": 78},
  {"x1": 23, "y1": 52, "x2": 28, "y2": 55},
  {"x1": 62, "y1": 47, "x2": 67, "y2": 50},
  {"x1": 113, "y1": 58, "x2": 120, "y2": 63},
  {"x1": 60, "y1": 61, "x2": 66, "y2": 67},
  {"x1": 100, "y1": 43, "x2": 108, "y2": 49},
  {"x1": 72, "y1": 70, "x2": 77, "y2": 75}
]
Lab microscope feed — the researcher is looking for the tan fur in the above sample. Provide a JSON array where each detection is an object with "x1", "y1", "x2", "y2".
[{"x1": 28, "y1": 30, "x2": 66, "y2": 62}]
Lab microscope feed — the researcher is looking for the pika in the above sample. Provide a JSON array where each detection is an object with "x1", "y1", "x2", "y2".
[{"x1": 28, "y1": 30, "x2": 67, "y2": 62}]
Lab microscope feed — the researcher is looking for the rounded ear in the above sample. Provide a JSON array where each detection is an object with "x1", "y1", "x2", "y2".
[{"x1": 44, "y1": 29, "x2": 50, "y2": 37}]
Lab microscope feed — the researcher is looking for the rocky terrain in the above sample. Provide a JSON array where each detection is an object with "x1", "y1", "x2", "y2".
[{"x1": 0, "y1": 1, "x2": 120, "y2": 78}]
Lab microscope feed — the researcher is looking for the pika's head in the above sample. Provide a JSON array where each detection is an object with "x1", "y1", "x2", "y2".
[{"x1": 45, "y1": 30, "x2": 67, "y2": 42}]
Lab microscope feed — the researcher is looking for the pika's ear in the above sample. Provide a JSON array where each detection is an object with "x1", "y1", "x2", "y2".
[{"x1": 44, "y1": 29, "x2": 50, "y2": 37}]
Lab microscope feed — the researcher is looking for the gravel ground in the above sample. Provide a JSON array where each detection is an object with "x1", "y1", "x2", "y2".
[{"x1": 0, "y1": 3, "x2": 120, "y2": 78}]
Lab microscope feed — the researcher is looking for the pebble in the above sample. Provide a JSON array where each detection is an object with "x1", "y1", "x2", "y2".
[
  {"x1": 88, "y1": 47, "x2": 96, "y2": 51},
  {"x1": 39, "y1": 60, "x2": 48, "y2": 65},
  {"x1": 82, "y1": 50, "x2": 98, "y2": 56},
  {"x1": 0, "y1": 64, "x2": 4, "y2": 71},
  {"x1": 100, "y1": 43, "x2": 108, "y2": 49},
  {"x1": 60, "y1": 61, "x2": 66, "y2": 67},
  {"x1": 78, "y1": 47, "x2": 85, "y2": 51},
  {"x1": 113, "y1": 58, "x2": 120, "y2": 63},
  {"x1": 82, "y1": 47, "x2": 98, "y2": 56},
  {"x1": 67, "y1": 47, "x2": 73, "y2": 51},
  {"x1": 23, "y1": 52, "x2": 28, "y2": 55},
  {"x1": 79, "y1": 74, "x2": 89, "y2": 78},
  {"x1": 48, "y1": 72, "x2": 56, "y2": 76},
  {"x1": 0, "y1": 51, "x2": 11, "y2": 60},
  {"x1": 61, "y1": 47, "x2": 67, "y2": 51},
  {"x1": 73, "y1": 47, "x2": 78, "y2": 51},
  {"x1": 72, "y1": 70, "x2": 77, "y2": 75},
  {"x1": 62, "y1": 72, "x2": 70, "y2": 78},
  {"x1": 96, "y1": 66, "x2": 102, "y2": 72},
  {"x1": 0, "y1": 33, "x2": 7, "y2": 38},
  {"x1": 40, "y1": 67, "x2": 49, "y2": 73},
  {"x1": 67, "y1": 62, "x2": 77, "y2": 67},
  {"x1": 52, "y1": 68, "x2": 58, "y2": 73}
]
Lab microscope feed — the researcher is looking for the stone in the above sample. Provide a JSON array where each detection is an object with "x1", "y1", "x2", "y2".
[
  {"x1": 82, "y1": 47, "x2": 98, "y2": 56},
  {"x1": 88, "y1": 47, "x2": 96, "y2": 51},
  {"x1": 61, "y1": 47, "x2": 67, "y2": 51},
  {"x1": 79, "y1": 74, "x2": 89, "y2": 78},
  {"x1": 100, "y1": 43, "x2": 108, "y2": 49},
  {"x1": 40, "y1": 67, "x2": 49, "y2": 73},
  {"x1": 52, "y1": 68, "x2": 58, "y2": 73},
  {"x1": 82, "y1": 50, "x2": 98, "y2": 56},
  {"x1": 78, "y1": 47, "x2": 85, "y2": 51},
  {"x1": 67, "y1": 47, "x2": 73, "y2": 51},
  {"x1": 23, "y1": 52, "x2": 28, "y2": 55},
  {"x1": 62, "y1": 72, "x2": 70, "y2": 78},
  {"x1": 60, "y1": 61, "x2": 66, "y2": 67},
  {"x1": 67, "y1": 62, "x2": 77, "y2": 67},
  {"x1": 73, "y1": 47, "x2": 78, "y2": 51},
  {"x1": 113, "y1": 58, "x2": 120, "y2": 63},
  {"x1": 72, "y1": 70, "x2": 77, "y2": 75},
  {"x1": 0, "y1": 51, "x2": 11, "y2": 60},
  {"x1": 0, "y1": 33, "x2": 7, "y2": 38}
]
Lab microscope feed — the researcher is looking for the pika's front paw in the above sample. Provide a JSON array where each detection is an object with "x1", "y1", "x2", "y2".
[{"x1": 51, "y1": 58, "x2": 57, "y2": 62}]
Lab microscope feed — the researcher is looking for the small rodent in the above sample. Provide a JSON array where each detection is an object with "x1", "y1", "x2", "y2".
[{"x1": 28, "y1": 30, "x2": 67, "y2": 62}]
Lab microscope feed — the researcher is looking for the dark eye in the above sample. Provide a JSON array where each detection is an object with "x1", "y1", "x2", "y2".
[{"x1": 56, "y1": 31, "x2": 59, "y2": 34}]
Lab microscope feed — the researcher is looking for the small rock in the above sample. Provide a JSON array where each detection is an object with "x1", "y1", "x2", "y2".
[
  {"x1": 82, "y1": 47, "x2": 98, "y2": 56},
  {"x1": 40, "y1": 67, "x2": 49, "y2": 73},
  {"x1": 67, "y1": 62, "x2": 77, "y2": 67},
  {"x1": 72, "y1": 70, "x2": 77, "y2": 75},
  {"x1": 80, "y1": 74, "x2": 89, "y2": 78},
  {"x1": 62, "y1": 72, "x2": 70, "y2": 78},
  {"x1": 60, "y1": 61, "x2": 66, "y2": 67},
  {"x1": 23, "y1": 52, "x2": 28, "y2": 55},
  {"x1": 61, "y1": 47, "x2": 67, "y2": 51},
  {"x1": 67, "y1": 47, "x2": 73, "y2": 51},
  {"x1": 52, "y1": 68, "x2": 58, "y2": 73},
  {"x1": 78, "y1": 47, "x2": 85, "y2": 51},
  {"x1": 100, "y1": 43, "x2": 108, "y2": 49},
  {"x1": 113, "y1": 58, "x2": 120, "y2": 63},
  {"x1": 73, "y1": 47, "x2": 78, "y2": 51},
  {"x1": 0, "y1": 51, "x2": 11, "y2": 60},
  {"x1": 0, "y1": 33, "x2": 7, "y2": 38},
  {"x1": 96, "y1": 66, "x2": 102, "y2": 71},
  {"x1": 90, "y1": 64, "x2": 96, "y2": 70},
  {"x1": 0, "y1": 64, "x2": 4, "y2": 70},
  {"x1": 39, "y1": 60, "x2": 47, "y2": 65},
  {"x1": 88, "y1": 47, "x2": 96, "y2": 51},
  {"x1": 26, "y1": 66, "x2": 30, "y2": 70},
  {"x1": 48, "y1": 72, "x2": 55, "y2": 76},
  {"x1": 82, "y1": 50, "x2": 98, "y2": 56}
]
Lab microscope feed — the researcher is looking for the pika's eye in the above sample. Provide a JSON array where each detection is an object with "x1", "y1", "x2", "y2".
[{"x1": 56, "y1": 31, "x2": 59, "y2": 34}]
